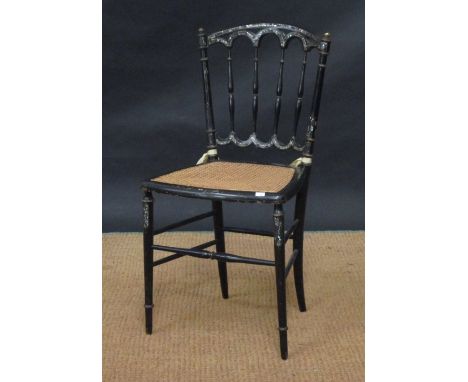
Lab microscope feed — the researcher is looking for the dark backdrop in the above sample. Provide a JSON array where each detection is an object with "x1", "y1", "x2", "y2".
[{"x1": 103, "y1": 0, "x2": 364, "y2": 232}]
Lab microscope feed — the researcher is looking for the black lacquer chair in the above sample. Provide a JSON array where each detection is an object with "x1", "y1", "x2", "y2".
[{"x1": 141, "y1": 23, "x2": 331, "y2": 360}]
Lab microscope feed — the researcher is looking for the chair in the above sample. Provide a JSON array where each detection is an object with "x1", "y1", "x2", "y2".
[{"x1": 141, "y1": 23, "x2": 331, "y2": 360}]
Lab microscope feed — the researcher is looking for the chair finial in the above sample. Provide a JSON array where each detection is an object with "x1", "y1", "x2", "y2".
[{"x1": 322, "y1": 32, "x2": 331, "y2": 42}]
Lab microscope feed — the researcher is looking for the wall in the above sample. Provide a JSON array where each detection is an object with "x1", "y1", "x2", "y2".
[{"x1": 103, "y1": 0, "x2": 364, "y2": 232}]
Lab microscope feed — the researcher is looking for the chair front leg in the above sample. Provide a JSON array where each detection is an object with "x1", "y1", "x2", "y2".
[
  {"x1": 142, "y1": 189, "x2": 154, "y2": 334},
  {"x1": 212, "y1": 201, "x2": 228, "y2": 299},
  {"x1": 273, "y1": 204, "x2": 288, "y2": 360},
  {"x1": 293, "y1": 183, "x2": 308, "y2": 312}
]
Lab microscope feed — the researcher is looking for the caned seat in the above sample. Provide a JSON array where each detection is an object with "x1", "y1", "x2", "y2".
[{"x1": 148, "y1": 161, "x2": 303, "y2": 203}]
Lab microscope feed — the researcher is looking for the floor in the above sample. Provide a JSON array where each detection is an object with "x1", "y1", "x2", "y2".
[{"x1": 103, "y1": 231, "x2": 364, "y2": 381}]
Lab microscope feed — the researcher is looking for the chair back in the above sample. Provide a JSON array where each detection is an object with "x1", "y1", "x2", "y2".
[{"x1": 198, "y1": 23, "x2": 331, "y2": 160}]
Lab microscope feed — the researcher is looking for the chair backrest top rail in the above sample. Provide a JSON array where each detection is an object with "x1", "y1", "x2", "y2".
[{"x1": 207, "y1": 23, "x2": 321, "y2": 51}]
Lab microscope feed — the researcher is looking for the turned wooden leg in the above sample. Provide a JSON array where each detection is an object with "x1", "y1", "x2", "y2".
[
  {"x1": 143, "y1": 188, "x2": 154, "y2": 334},
  {"x1": 293, "y1": 184, "x2": 308, "y2": 312},
  {"x1": 273, "y1": 204, "x2": 288, "y2": 360},
  {"x1": 212, "y1": 201, "x2": 228, "y2": 298}
]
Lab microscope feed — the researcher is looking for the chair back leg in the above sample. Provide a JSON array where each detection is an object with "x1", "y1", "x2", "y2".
[
  {"x1": 212, "y1": 201, "x2": 229, "y2": 298},
  {"x1": 293, "y1": 182, "x2": 308, "y2": 312},
  {"x1": 143, "y1": 189, "x2": 154, "y2": 334},
  {"x1": 273, "y1": 204, "x2": 288, "y2": 360}
]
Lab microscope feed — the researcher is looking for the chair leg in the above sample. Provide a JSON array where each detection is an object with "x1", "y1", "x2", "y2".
[
  {"x1": 293, "y1": 185, "x2": 308, "y2": 312},
  {"x1": 273, "y1": 204, "x2": 288, "y2": 360},
  {"x1": 143, "y1": 189, "x2": 154, "y2": 334},
  {"x1": 212, "y1": 201, "x2": 228, "y2": 299}
]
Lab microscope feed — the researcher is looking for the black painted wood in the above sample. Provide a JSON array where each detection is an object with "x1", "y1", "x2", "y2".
[
  {"x1": 227, "y1": 48, "x2": 235, "y2": 135},
  {"x1": 142, "y1": 189, "x2": 154, "y2": 334},
  {"x1": 142, "y1": 24, "x2": 332, "y2": 360},
  {"x1": 223, "y1": 226, "x2": 273, "y2": 237},
  {"x1": 285, "y1": 249, "x2": 299, "y2": 278},
  {"x1": 207, "y1": 23, "x2": 327, "y2": 152},
  {"x1": 293, "y1": 51, "x2": 308, "y2": 138},
  {"x1": 284, "y1": 219, "x2": 299, "y2": 243},
  {"x1": 152, "y1": 240, "x2": 217, "y2": 267},
  {"x1": 198, "y1": 28, "x2": 217, "y2": 152},
  {"x1": 293, "y1": 167, "x2": 310, "y2": 312},
  {"x1": 223, "y1": 220, "x2": 298, "y2": 242},
  {"x1": 212, "y1": 201, "x2": 229, "y2": 298},
  {"x1": 152, "y1": 244, "x2": 275, "y2": 267},
  {"x1": 153, "y1": 211, "x2": 214, "y2": 235},
  {"x1": 273, "y1": 48, "x2": 285, "y2": 136},
  {"x1": 303, "y1": 33, "x2": 331, "y2": 159},
  {"x1": 273, "y1": 204, "x2": 288, "y2": 359},
  {"x1": 207, "y1": 23, "x2": 319, "y2": 50},
  {"x1": 252, "y1": 47, "x2": 259, "y2": 134}
]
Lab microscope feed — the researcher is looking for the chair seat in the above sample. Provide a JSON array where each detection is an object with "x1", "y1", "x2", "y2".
[{"x1": 144, "y1": 161, "x2": 304, "y2": 203}]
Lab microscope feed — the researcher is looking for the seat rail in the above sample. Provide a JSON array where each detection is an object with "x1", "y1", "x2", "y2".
[
  {"x1": 153, "y1": 211, "x2": 214, "y2": 235},
  {"x1": 223, "y1": 219, "x2": 299, "y2": 243}
]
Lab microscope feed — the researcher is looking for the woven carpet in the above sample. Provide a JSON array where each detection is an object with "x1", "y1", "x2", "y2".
[{"x1": 103, "y1": 232, "x2": 364, "y2": 381}]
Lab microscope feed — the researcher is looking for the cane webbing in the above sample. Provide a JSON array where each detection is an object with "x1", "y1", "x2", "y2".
[{"x1": 152, "y1": 161, "x2": 295, "y2": 193}]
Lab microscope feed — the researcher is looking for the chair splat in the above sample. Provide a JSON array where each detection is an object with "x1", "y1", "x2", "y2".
[
  {"x1": 227, "y1": 47, "x2": 235, "y2": 133},
  {"x1": 273, "y1": 48, "x2": 285, "y2": 136},
  {"x1": 252, "y1": 47, "x2": 259, "y2": 134},
  {"x1": 293, "y1": 51, "x2": 308, "y2": 138}
]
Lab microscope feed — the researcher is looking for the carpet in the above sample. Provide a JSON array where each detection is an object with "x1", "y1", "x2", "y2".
[{"x1": 103, "y1": 231, "x2": 364, "y2": 381}]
